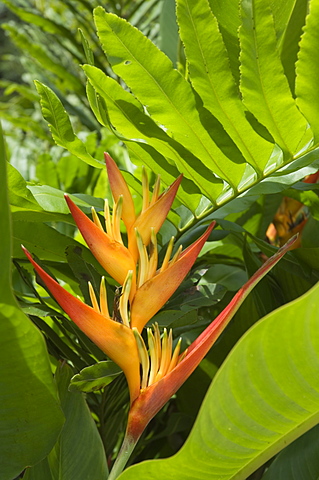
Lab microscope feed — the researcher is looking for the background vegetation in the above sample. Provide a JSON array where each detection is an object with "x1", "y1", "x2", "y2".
[{"x1": 1, "y1": 0, "x2": 319, "y2": 479}]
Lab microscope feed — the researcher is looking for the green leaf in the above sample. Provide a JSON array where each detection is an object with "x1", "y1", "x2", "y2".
[
  {"x1": 201, "y1": 264, "x2": 248, "y2": 291},
  {"x1": 12, "y1": 220, "x2": 82, "y2": 261},
  {"x1": 79, "y1": 28, "x2": 95, "y2": 65},
  {"x1": 26, "y1": 363, "x2": 109, "y2": 480},
  {"x1": 69, "y1": 361, "x2": 122, "y2": 392},
  {"x1": 159, "y1": 0, "x2": 179, "y2": 66},
  {"x1": 36, "y1": 153, "x2": 60, "y2": 189},
  {"x1": 0, "y1": 123, "x2": 64, "y2": 479},
  {"x1": 94, "y1": 7, "x2": 246, "y2": 191},
  {"x1": 23, "y1": 457, "x2": 53, "y2": 480},
  {"x1": 83, "y1": 64, "x2": 216, "y2": 207},
  {"x1": 177, "y1": 0, "x2": 273, "y2": 174},
  {"x1": 239, "y1": 0, "x2": 311, "y2": 156},
  {"x1": 118, "y1": 282, "x2": 319, "y2": 480},
  {"x1": 261, "y1": 424, "x2": 319, "y2": 480},
  {"x1": 7, "y1": 163, "x2": 42, "y2": 210},
  {"x1": 35, "y1": 81, "x2": 104, "y2": 168},
  {"x1": 207, "y1": 0, "x2": 241, "y2": 85},
  {"x1": 296, "y1": 0, "x2": 319, "y2": 142},
  {"x1": 279, "y1": 0, "x2": 308, "y2": 95}
]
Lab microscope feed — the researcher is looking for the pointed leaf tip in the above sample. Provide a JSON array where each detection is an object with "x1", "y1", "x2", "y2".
[{"x1": 104, "y1": 152, "x2": 136, "y2": 229}]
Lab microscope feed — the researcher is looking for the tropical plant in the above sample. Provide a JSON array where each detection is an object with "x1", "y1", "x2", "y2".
[{"x1": 2, "y1": 0, "x2": 319, "y2": 479}]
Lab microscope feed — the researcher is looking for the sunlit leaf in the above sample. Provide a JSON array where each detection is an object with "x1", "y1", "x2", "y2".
[
  {"x1": 118, "y1": 282, "x2": 319, "y2": 480},
  {"x1": 239, "y1": 0, "x2": 311, "y2": 156},
  {"x1": 35, "y1": 81, "x2": 104, "y2": 168},
  {"x1": 296, "y1": 0, "x2": 319, "y2": 142}
]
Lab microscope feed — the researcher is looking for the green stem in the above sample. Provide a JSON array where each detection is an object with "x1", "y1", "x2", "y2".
[{"x1": 108, "y1": 433, "x2": 137, "y2": 480}]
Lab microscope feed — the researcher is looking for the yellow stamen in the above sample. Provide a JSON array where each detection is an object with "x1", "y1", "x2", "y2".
[
  {"x1": 142, "y1": 167, "x2": 149, "y2": 213},
  {"x1": 147, "y1": 228, "x2": 158, "y2": 281},
  {"x1": 166, "y1": 337, "x2": 182, "y2": 374},
  {"x1": 153, "y1": 323, "x2": 161, "y2": 366},
  {"x1": 136, "y1": 229, "x2": 149, "y2": 288},
  {"x1": 88, "y1": 282, "x2": 100, "y2": 313},
  {"x1": 99, "y1": 276, "x2": 110, "y2": 318},
  {"x1": 133, "y1": 328, "x2": 150, "y2": 389},
  {"x1": 104, "y1": 199, "x2": 113, "y2": 238},
  {"x1": 155, "y1": 329, "x2": 172, "y2": 381},
  {"x1": 150, "y1": 175, "x2": 161, "y2": 205},
  {"x1": 119, "y1": 270, "x2": 133, "y2": 327},
  {"x1": 133, "y1": 323, "x2": 184, "y2": 389},
  {"x1": 147, "y1": 328, "x2": 159, "y2": 386},
  {"x1": 177, "y1": 348, "x2": 188, "y2": 364},
  {"x1": 170, "y1": 244, "x2": 183, "y2": 266},
  {"x1": 91, "y1": 207, "x2": 104, "y2": 231},
  {"x1": 112, "y1": 195, "x2": 123, "y2": 244},
  {"x1": 160, "y1": 237, "x2": 175, "y2": 273}
]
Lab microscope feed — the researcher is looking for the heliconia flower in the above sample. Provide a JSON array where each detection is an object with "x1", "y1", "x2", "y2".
[
  {"x1": 107, "y1": 234, "x2": 298, "y2": 480},
  {"x1": 22, "y1": 177, "x2": 215, "y2": 403},
  {"x1": 64, "y1": 155, "x2": 199, "y2": 331},
  {"x1": 21, "y1": 246, "x2": 141, "y2": 404},
  {"x1": 22, "y1": 156, "x2": 297, "y2": 479}
]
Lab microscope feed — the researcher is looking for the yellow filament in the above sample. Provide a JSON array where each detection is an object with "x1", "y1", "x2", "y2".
[
  {"x1": 88, "y1": 282, "x2": 100, "y2": 312},
  {"x1": 170, "y1": 244, "x2": 183, "y2": 266},
  {"x1": 150, "y1": 175, "x2": 161, "y2": 205},
  {"x1": 104, "y1": 199, "x2": 113, "y2": 238},
  {"x1": 153, "y1": 323, "x2": 161, "y2": 366},
  {"x1": 133, "y1": 322, "x2": 185, "y2": 390},
  {"x1": 166, "y1": 338, "x2": 182, "y2": 374},
  {"x1": 147, "y1": 328, "x2": 159, "y2": 386},
  {"x1": 112, "y1": 195, "x2": 123, "y2": 244},
  {"x1": 136, "y1": 229, "x2": 149, "y2": 288},
  {"x1": 147, "y1": 228, "x2": 158, "y2": 281},
  {"x1": 155, "y1": 329, "x2": 172, "y2": 381},
  {"x1": 160, "y1": 237, "x2": 175, "y2": 273},
  {"x1": 133, "y1": 328, "x2": 150, "y2": 389},
  {"x1": 119, "y1": 270, "x2": 132, "y2": 327},
  {"x1": 178, "y1": 348, "x2": 188, "y2": 364},
  {"x1": 142, "y1": 167, "x2": 149, "y2": 212},
  {"x1": 99, "y1": 277, "x2": 110, "y2": 318},
  {"x1": 91, "y1": 207, "x2": 104, "y2": 231}
]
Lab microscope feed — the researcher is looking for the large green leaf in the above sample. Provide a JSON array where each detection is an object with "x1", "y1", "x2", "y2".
[
  {"x1": 0, "y1": 124, "x2": 64, "y2": 480},
  {"x1": 207, "y1": 0, "x2": 298, "y2": 86},
  {"x1": 239, "y1": 0, "x2": 311, "y2": 156},
  {"x1": 177, "y1": 0, "x2": 273, "y2": 174},
  {"x1": 279, "y1": 0, "x2": 308, "y2": 95},
  {"x1": 296, "y1": 0, "x2": 319, "y2": 143},
  {"x1": 24, "y1": 364, "x2": 109, "y2": 480},
  {"x1": 94, "y1": 7, "x2": 246, "y2": 192},
  {"x1": 83, "y1": 64, "x2": 206, "y2": 208},
  {"x1": 118, "y1": 282, "x2": 319, "y2": 480}
]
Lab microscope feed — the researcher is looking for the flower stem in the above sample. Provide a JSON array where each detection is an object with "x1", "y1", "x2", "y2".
[{"x1": 108, "y1": 433, "x2": 137, "y2": 480}]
